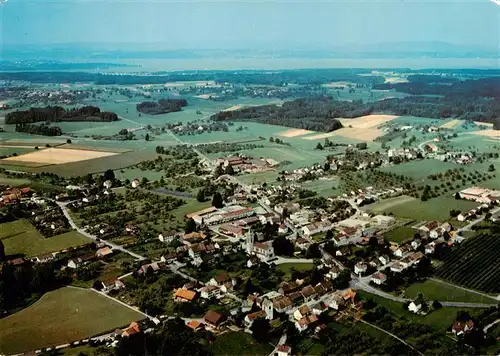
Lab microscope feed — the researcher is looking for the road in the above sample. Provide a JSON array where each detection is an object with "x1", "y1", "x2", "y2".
[
  {"x1": 272, "y1": 257, "x2": 314, "y2": 265},
  {"x1": 268, "y1": 334, "x2": 287, "y2": 356},
  {"x1": 484, "y1": 319, "x2": 500, "y2": 333},
  {"x1": 57, "y1": 201, "x2": 146, "y2": 261},
  {"x1": 350, "y1": 277, "x2": 497, "y2": 308},
  {"x1": 455, "y1": 205, "x2": 500, "y2": 238}
]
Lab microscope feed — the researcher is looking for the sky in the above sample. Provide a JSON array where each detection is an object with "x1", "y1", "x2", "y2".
[{"x1": 1, "y1": 0, "x2": 499, "y2": 50}]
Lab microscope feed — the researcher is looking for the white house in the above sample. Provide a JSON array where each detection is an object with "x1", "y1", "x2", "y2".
[
  {"x1": 457, "y1": 213, "x2": 468, "y2": 222},
  {"x1": 378, "y1": 255, "x2": 390, "y2": 266},
  {"x1": 158, "y1": 231, "x2": 180, "y2": 244},
  {"x1": 293, "y1": 305, "x2": 310, "y2": 321},
  {"x1": 277, "y1": 345, "x2": 292, "y2": 356},
  {"x1": 131, "y1": 179, "x2": 140, "y2": 188},
  {"x1": 103, "y1": 180, "x2": 113, "y2": 189},
  {"x1": 411, "y1": 239, "x2": 422, "y2": 250},
  {"x1": 278, "y1": 223, "x2": 289, "y2": 234},
  {"x1": 354, "y1": 262, "x2": 368, "y2": 275},
  {"x1": 200, "y1": 285, "x2": 221, "y2": 299},
  {"x1": 370, "y1": 272, "x2": 387, "y2": 285},
  {"x1": 408, "y1": 301, "x2": 422, "y2": 314},
  {"x1": 390, "y1": 262, "x2": 406, "y2": 273}
]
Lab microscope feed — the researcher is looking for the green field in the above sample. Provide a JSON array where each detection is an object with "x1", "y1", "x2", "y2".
[
  {"x1": 380, "y1": 159, "x2": 459, "y2": 181},
  {"x1": 356, "y1": 290, "x2": 483, "y2": 331},
  {"x1": 276, "y1": 262, "x2": 314, "y2": 279},
  {"x1": 208, "y1": 332, "x2": 273, "y2": 356},
  {"x1": 384, "y1": 225, "x2": 416, "y2": 244},
  {"x1": 363, "y1": 195, "x2": 478, "y2": 221},
  {"x1": 403, "y1": 279, "x2": 498, "y2": 304},
  {"x1": 0, "y1": 219, "x2": 91, "y2": 258},
  {"x1": 0, "y1": 287, "x2": 145, "y2": 355}
]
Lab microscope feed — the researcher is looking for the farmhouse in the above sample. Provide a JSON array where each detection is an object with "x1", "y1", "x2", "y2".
[
  {"x1": 204, "y1": 310, "x2": 226, "y2": 329},
  {"x1": 174, "y1": 288, "x2": 197, "y2": 302},
  {"x1": 370, "y1": 272, "x2": 387, "y2": 285}
]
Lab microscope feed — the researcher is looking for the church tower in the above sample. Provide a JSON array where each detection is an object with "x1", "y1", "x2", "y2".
[{"x1": 245, "y1": 229, "x2": 254, "y2": 254}]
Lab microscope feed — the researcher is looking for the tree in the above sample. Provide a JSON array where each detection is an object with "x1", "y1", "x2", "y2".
[
  {"x1": 272, "y1": 235, "x2": 294, "y2": 256},
  {"x1": 0, "y1": 240, "x2": 5, "y2": 261},
  {"x1": 316, "y1": 142, "x2": 324, "y2": 150},
  {"x1": 432, "y1": 300, "x2": 442, "y2": 310},
  {"x1": 145, "y1": 133, "x2": 150, "y2": 141},
  {"x1": 325, "y1": 230, "x2": 333, "y2": 240},
  {"x1": 250, "y1": 319, "x2": 271, "y2": 343},
  {"x1": 356, "y1": 142, "x2": 368, "y2": 150},
  {"x1": 269, "y1": 137, "x2": 274, "y2": 143},
  {"x1": 103, "y1": 169, "x2": 115, "y2": 181},
  {"x1": 488, "y1": 164, "x2": 495, "y2": 172},
  {"x1": 211, "y1": 192, "x2": 224, "y2": 208},
  {"x1": 185, "y1": 218, "x2": 197, "y2": 233},
  {"x1": 324, "y1": 162, "x2": 330, "y2": 171},
  {"x1": 224, "y1": 164, "x2": 235, "y2": 175},
  {"x1": 306, "y1": 243, "x2": 322, "y2": 259},
  {"x1": 66, "y1": 139, "x2": 72, "y2": 144},
  {"x1": 455, "y1": 192, "x2": 461, "y2": 200},
  {"x1": 214, "y1": 164, "x2": 224, "y2": 177},
  {"x1": 196, "y1": 189, "x2": 205, "y2": 202}
]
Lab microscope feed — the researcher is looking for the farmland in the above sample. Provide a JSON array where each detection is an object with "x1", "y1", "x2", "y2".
[
  {"x1": 0, "y1": 219, "x2": 91, "y2": 258},
  {"x1": 384, "y1": 225, "x2": 416, "y2": 244},
  {"x1": 403, "y1": 279, "x2": 498, "y2": 304},
  {"x1": 0, "y1": 287, "x2": 145, "y2": 355},
  {"x1": 208, "y1": 332, "x2": 273, "y2": 356},
  {"x1": 435, "y1": 233, "x2": 500, "y2": 293},
  {"x1": 2, "y1": 147, "x2": 119, "y2": 165}
]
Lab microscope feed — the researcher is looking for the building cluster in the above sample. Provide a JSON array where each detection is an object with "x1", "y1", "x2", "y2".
[{"x1": 216, "y1": 155, "x2": 280, "y2": 174}]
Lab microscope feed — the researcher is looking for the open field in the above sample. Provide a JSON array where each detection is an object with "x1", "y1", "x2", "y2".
[
  {"x1": 384, "y1": 225, "x2": 416, "y2": 244},
  {"x1": 338, "y1": 114, "x2": 399, "y2": 129},
  {"x1": 57, "y1": 143, "x2": 131, "y2": 153},
  {"x1": 403, "y1": 279, "x2": 498, "y2": 303},
  {"x1": 209, "y1": 332, "x2": 273, "y2": 356},
  {"x1": 435, "y1": 233, "x2": 500, "y2": 293},
  {"x1": 0, "y1": 287, "x2": 145, "y2": 355},
  {"x1": 379, "y1": 159, "x2": 459, "y2": 181},
  {"x1": 3, "y1": 147, "x2": 119, "y2": 165},
  {"x1": 363, "y1": 195, "x2": 478, "y2": 221},
  {"x1": 0, "y1": 220, "x2": 91, "y2": 258},
  {"x1": 467, "y1": 130, "x2": 500, "y2": 137},
  {"x1": 223, "y1": 104, "x2": 245, "y2": 112},
  {"x1": 303, "y1": 127, "x2": 380, "y2": 141},
  {"x1": 278, "y1": 128, "x2": 315, "y2": 137},
  {"x1": 356, "y1": 290, "x2": 483, "y2": 331},
  {"x1": 439, "y1": 119, "x2": 462, "y2": 129}
]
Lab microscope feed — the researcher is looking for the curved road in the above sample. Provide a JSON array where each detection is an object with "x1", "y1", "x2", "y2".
[{"x1": 57, "y1": 201, "x2": 146, "y2": 261}]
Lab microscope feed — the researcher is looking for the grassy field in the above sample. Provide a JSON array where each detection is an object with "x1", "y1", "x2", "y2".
[
  {"x1": 208, "y1": 332, "x2": 273, "y2": 356},
  {"x1": 384, "y1": 225, "x2": 416, "y2": 244},
  {"x1": 0, "y1": 220, "x2": 91, "y2": 258},
  {"x1": 0, "y1": 287, "x2": 145, "y2": 355},
  {"x1": 363, "y1": 195, "x2": 478, "y2": 221},
  {"x1": 403, "y1": 279, "x2": 498, "y2": 304},
  {"x1": 356, "y1": 290, "x2": 482, "y2": 331},
  {"x1": 276, "y1": 262, "x2": 314, "y2": 279},
  {"x1": 380, "y1": 159, "x2": 459, "y2": 181}
]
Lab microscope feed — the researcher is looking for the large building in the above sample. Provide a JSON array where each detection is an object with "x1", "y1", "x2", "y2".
[{"x1": 459, "y1": 187, "x2": 500, "y2": 203}]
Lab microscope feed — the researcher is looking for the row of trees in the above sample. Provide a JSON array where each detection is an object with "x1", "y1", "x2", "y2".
[
  {"x1": 136, "y1": 98, "x2": 188, "y2": 115},
  {"x1": 15, "y1": 123, "x2": 62, "y2": 136},
  {"x1": 6, "y1": 106, "x2": 118, "y2": 124}
]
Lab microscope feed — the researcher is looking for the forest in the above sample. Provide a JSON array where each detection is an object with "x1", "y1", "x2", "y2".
[
  {"x1": 212, "y1": 94, "x2": 500, "y2": 130},
  {"x1": 5, "y1": 106, "x2": 119, "y2": 124},
  {"x1": 136, "y1": 98, "x2": 188, "y2": 115},
  {"x1": 211, "y1": 97, "x2": 344, "y2": 132},
  {"x1": 15, "y1": 123, "x2": 62, "y2": 136}
]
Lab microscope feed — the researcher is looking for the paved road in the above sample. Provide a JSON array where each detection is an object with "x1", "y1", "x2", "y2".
[
  {"x1": 351, "y1": 278, "x2": 497, "y2": 308},
  {"x1": 272, "y1": 257, "x2": 314, "y2": 265},
  {"x1": 268, "y1": 334, "x2": 287, "y2": 356},
  {"x1": 484, "y1": 319, "x2": 500, "y2": 333},
  {"x1": 57, "y1": 201, "x2": 146, "y2": 261}
]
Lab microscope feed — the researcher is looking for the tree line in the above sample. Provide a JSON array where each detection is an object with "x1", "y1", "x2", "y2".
[
  {"x1": 5, "y1": 106, "x2": 119, "y2": 124},
  {"x1": 136, "y1": 98, "x2": 188, "y2": 115},
  {"x1": 15, "y1": 123, "x2": 62, "y2": 136}
]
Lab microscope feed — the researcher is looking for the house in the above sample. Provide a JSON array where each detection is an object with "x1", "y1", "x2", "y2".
[
  {"x1": 203, "y1": 310, "x2": 226, "y2": 329},
  {"x1": 372, "y1": 215, "x2": 395, "y2": 227},
  {"x1": 219, "y1": 224, "x2": 245, "y2": 238},
  {"x1": 273, "y1": 296, "x2": 293, "y2": 313},
  {"x1": 220, "y1": 281, "x2": 235, "y2": 294},
  {"x1": 411, "y1": 239, "x2": 421, "y2": 250},
  {"x1": 274, "y1": 202, "x2": 300, "y2": 215},
  {"x1": 101, "y1": 279, "x2": 125, "y2": 292},
  {"x1": 390, "y1": 262, "x2": 406, "y2": 273},
  {"x1": 137, "y1": 261, "x2": 166, "y2": 275},
  {"x1": 370, "y1": 272, "x2": 387, "y2": 285},
  {"x1": 279, "y1": 282, "x2": 299, "y2": 295},
  {"x1": 293, "y1": 305, "x2": 310, "y2": 321},
  {"x1": 311, "y1": 301, "x2": 328, "y2": 315},
  {"x1": 96, "y1": 247, "x2": 113, "y2": 258},
  {"x1": 131, "y1": 179, "x2": 141, "y2": 188},
  {"x1": 332, "y1": 233, "x2": 348, "y2": 246},
  {"x1": 122, "y1": 322, "x2": 141, "y2": 337},
  {"x1": 158, "y1": 231, "x2": 180, "y2": 243},
  {"x1": 200, "y1": 285, "x2": 221, "y2": 299},
  {"x1": 295, "y1": 237, "x2": 311, "y2": 250},
  {"x1": 326, "y1": 265, "x2": 341, "y2": 280},
  {"x1": 186, "y1": 320, "x2": 204, "y2": 331},
  {"x1": 409, "y1": 251, "x2": 424, "y2": 264},
  {"x1": 378, "y1": 255, "x2": 390, "y2": 266},
  {"x1": 289, "y1": 291, "x2": 304, "y2": 305},
  {"x1": 244, "y1": 310, "x2": 266, "y2": 327},
  {"x1": 182, "y1": 232, "x2": 208, "y2": 244},
  {"x1": 336, "y1": 246, "x2": 351, "y2": 257},
  {"x1": 103, "y1": 180, "x2": 113, "y2": 189},
  {"x1": 33, "y1": 253, "x2": 55, "y2": 264},
  {"x1": 160, "y1": 252, "x2": 178, "y2": 264},
  {"x1": 295, "y1": 314, "x2": 319, "y2": 332},
  {"x1": 408, "y1": 301, "x2": 422, "y2": 314},
  {"x1": 67, "y1": 253, "x2": 95, "y2": 269},
  {"x1": 457, "y1": 212, "x2": 468, "y2": 222},
  {"x1": 354, "y1": 262, "x2": 368, "y2": 275},
  {"x1": 247, "y1": 256, "x2": 260, "y2": 268},
  {"x1": 174, "y1": 288, "x2": 197, "y2": 302},
  {"x1": 424, "y1": 242, "x2": 436, "y2": 254},
  {"x1": 277, "y1": 345, "x2": 292, "y2": 356},
  {"x1": 452, "y1": 319, "x2": 475, "y2": 336},
  {"x1": 393, "y1": 245, "x2": 411, "y2": 258},
  {"x1": 251, "y1": 241, "x2": 275, "y2": 262},
  {"x1": 208, "y1": 274, "x2": 230, "y2": 287},
  {"x1": 327, "y1": 294, "x2": 344, "y2": 310},
  {"x1": 278, "y1": 223, "x2": 289, "y2": 234}
]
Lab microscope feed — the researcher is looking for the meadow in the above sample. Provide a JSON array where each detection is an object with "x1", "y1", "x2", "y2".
[
  {"x1": 0, "y1": 219, "x2": 91, "y2": 258},
  {"x1": 362, "y1": 195, "x2": 478, "y2": 221},
  {"x1": 0, "y1": 287, "x2": 145, "y2": 355},
  {"x1": 208, "y1": 332, "x2": 273, "y2": 356},
  {"x1": 403, "y1": 279, "x2": 498, "y2": 304}
]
